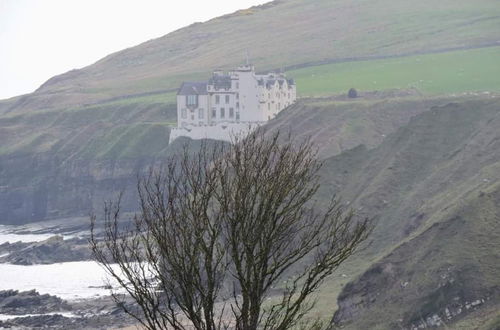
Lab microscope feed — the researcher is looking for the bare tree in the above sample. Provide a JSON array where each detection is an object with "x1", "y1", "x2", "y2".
[{"x1": 90, "y1": 130, "x2": 370, "y2": 330}]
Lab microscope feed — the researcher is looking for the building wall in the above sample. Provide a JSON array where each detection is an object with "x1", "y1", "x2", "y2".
[
  {"x1": 256, "y1": 76, "x2": 296, "y2": 121},
  {"x1": 209, "y1": 91, "x2": 238, "y2": 124},
  {"x1": 177, "y1": 94, "x2": 210, "y2": 128},
  {"x1": 169, "y1": 122, "x2": 262, "y2": 143},
  {"x1": 236, "y1": 68, "x2": 265, "y2": 122},
  {"x1": 173, "y1": 66, "x2": 297, "y2": 143}
]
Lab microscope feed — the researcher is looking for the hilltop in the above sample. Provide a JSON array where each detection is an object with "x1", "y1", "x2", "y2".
[{"x1": 2, "y1": 0, "x2": 500, "y2": 114}]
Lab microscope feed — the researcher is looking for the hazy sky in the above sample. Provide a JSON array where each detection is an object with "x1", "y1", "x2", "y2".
[{"x1": 0, "y1": 0, "x2": 269, "y2": 100}]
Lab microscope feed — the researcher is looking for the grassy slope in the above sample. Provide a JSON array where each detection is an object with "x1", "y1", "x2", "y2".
[
  {"x1": 305, "y1": 98, "x2": 500, "y2": 328},
  {"x1": 450, "y1": 305, "x2": 500, "y2": 330},
  {"x1": 4, "y1": 0, "x2": 500, "y2": 113},
  {"x1": 292, "y1": 46, "x2": 500, "y2": 96},
  {"x1": 261, "y1": 95, "x2": 500, "y2": 328},
  {"x1": 264, "y1": 93, "x2": 465, "y2": 159},
  {"x1": 0, "y1": 97, "x2": 176, "y2": 161}
]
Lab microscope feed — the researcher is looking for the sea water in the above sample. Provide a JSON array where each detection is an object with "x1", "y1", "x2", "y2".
[
  {"x1": 0, "y1": 227, "x2": 120, "y2": 301},
  {"x1": 0, "y1": 261, "x2": 119, "y2": 300},
  {"x1": 0, "y1": 225, "x2": 66, "y2": 244}
]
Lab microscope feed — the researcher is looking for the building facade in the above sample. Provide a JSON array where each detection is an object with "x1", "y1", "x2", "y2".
[{"x1": 170, "y1": 64, "x2": 296, "y2": 143}]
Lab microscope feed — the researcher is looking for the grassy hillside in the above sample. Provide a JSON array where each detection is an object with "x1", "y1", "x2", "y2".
[
  {"x1": 0, "y1": 97, "x2": 176, "y2": 159},
  {"x1": 0, "y1": 93, "x2": 441, "y2": 224},
  {"x1": 306, "y1": 98, "x2": 500, "y2": 329},
  {"x1": 292, "y1": 46, "x2": 500, "y2": 96},
  {"x1": 264, "y1": 92, "x2": 476, "y2": 159},
  {"x1": 3, "y1": 0, "x2": 500, "y2": 113}
]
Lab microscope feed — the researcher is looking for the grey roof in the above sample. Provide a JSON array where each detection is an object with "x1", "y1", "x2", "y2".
[
  {"x1": 178, "y1": 82, "x2": 208, "y2": 95},
  {"x1": 266, "y1": 79, "x2": 276, "y2": 88},
  {"x1": 208, "y1": 75, "x2": 232, "y2": 90},
  {"x1": 257, "y1": 76, "x2": 295, "y2": 89}
]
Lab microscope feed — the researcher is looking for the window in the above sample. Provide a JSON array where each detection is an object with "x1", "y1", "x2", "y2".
[
  {"x1": 181, "y1": 108, "x2": 187, "y2": 119},
  {"x1": 212, "y1": 108, "x2": 217, "y2": 118},
  {"x1": 225, "y1": 95, "x2": 230, "y2": 104},
  {"x1": 187, "y1": 95, "x2": 197, "y2": 106},
  {"x1": 220, "y1": 108, "x2": 225, "y2": 118},
  {"x1": 236, "y1": 102, "x2": 239, "y2": 109},
  {"x1": 198, "y1": 108, "x2": 204, "y2": 119},
  {"x1": 215, "y1": 95, "x2": 220, "y2": 104},
  {"x1": 236, "y1": 93, "x2": 239, "y2": 100},
  {"x1": 236, "y1": 112, "x2": 240, "y2": 121},
  {"x1": 236, "y1": 82, "x2": 239, "y2": 89},
  {"x1": 229, "y1": 108, "x2": 234, "y2": 118},
  {"x1": 278, "y1": 103, "x2": 281, "y2": 109},
  {"x1": 268, "y1": 103, "x2": 270, "y2": 110}
]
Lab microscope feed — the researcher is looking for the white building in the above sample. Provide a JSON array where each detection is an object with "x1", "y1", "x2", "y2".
[{"x1": 169, "y1": 64, "x2": 296, "y2": 143}]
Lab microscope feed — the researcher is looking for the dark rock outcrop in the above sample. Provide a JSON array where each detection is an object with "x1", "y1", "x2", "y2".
[
  {"x1": 0, "y1": 236, "x2": 92, "y2": 265},
  {"x1": 0, "y1": 295, "x2": 135, "y2": 329},
  {"x1": 0, "y1": 290, "x2": 71, "y2": 315}
]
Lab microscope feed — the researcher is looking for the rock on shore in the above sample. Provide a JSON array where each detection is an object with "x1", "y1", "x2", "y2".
[
  {"x1": 0, "y1": 289, "x2": 71, "y2": 315},
  {"x1": 0, "y1": 236, "x2": 92, "y2": 265}
]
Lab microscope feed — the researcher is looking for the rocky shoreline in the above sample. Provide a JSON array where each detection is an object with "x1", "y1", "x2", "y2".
[
  {"x1": 0, "y1": 220, "x2": 139, "y2": 329},
  {"x1": 0, "y1": 290, "x2": 135, "y2": 329},
  {"x1": 0, "y1": 236, "x2": 91, "y2": 265}
]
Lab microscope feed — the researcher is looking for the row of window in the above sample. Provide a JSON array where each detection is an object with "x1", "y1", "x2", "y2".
[
  {"x1": 186, "y1": 94, "x2": 241, "y2": 107},
  {"x1": 263, "y1": 92, "x2": 291, "y2": 99},
  {"x1": 181, "y1": 108, "x2": 205, "y2": 119},
  {"x1": 188, "y1": 91, "x2": 291, "y2": 108},
  {"x1": 215, "y1": 94, "x2": 238, "y2": 105},
  {"x1": 181, "y1": 107, "x2": 240, "y2": 121},
  {"x1": 182, "y1": 102, "x2": 288, "y2": 119},
  {"x1": 212, "y1": 107, "x2": 237, "y2": 119}
]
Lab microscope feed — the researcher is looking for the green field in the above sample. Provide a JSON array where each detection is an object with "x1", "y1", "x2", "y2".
[
  {"x1": 99, "y1": 91, "x2": 177, "y2": 106},
  {"x1": 105, "y1": 46, "x2": 500, "y2": 102},
  {"x1": 95, "y1": 46, "x2": 500, "y2": 106},
  {"x1": 291, "y1": 46, "x2": 500, "y2": 96}
]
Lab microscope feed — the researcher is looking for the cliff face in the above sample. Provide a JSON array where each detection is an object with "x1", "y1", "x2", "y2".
[
  {"x1": 0, "y1": 100, "x2": 177, "y2": 225},
  {"x1": 0, "y1": 95, "x2": 434, "y2": 225},
  {"x1": 0, "y1": 155, "x2": 145, "y2": 224},
  {"x1": 322, "y1": 98, "x2": 500, "y2": 329}
]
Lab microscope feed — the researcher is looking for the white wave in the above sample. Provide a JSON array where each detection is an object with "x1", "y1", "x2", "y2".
[
  {"x1": 0, "y1": 261, "x2": 122, "y2": 300},
  {"x1": 0, "y1": 312, "x2": 77, "y2": 321},
  {"x1": 0, "y1": 226, "x2": 72, "y2": 244}
]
